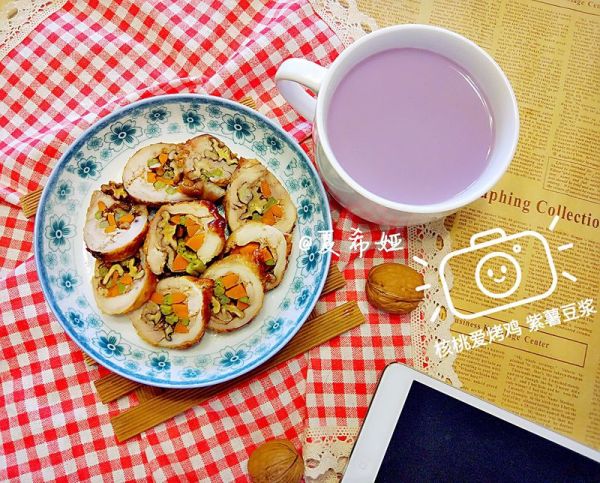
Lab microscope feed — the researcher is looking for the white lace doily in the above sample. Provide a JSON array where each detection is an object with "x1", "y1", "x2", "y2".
[
  {"x1": 307, "y1": 0, "x2": 378, "y2": 46},
  {"x1": 304, "y1": 426, "x2": 360, "y2": 483},
  {"x1": 303, "y1": 2, "x2": 459, "y2": 480},
  {"x1": 0, "y1": 0, "x2": 66, "y2": 61},
  {"x1": 408, "y1": 220, "x2": 459, "y2": 385}
]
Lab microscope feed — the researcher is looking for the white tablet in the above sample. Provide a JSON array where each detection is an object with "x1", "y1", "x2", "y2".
[{"x1": 343, "y1": 363, "x2": 599, "y2": 482}]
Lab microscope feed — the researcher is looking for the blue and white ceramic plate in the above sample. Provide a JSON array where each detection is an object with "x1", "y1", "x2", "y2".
[{"x1": 35, "y1": 95, "x2": 331, "y2": 388}]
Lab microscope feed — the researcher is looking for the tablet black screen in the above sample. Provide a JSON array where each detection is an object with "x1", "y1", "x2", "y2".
[{"x1": 375, "y1": 381, "x2": 599, "y2": 482}]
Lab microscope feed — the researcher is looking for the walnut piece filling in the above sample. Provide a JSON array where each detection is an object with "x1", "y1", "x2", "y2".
[
  {"x1": 142, "y1": 291, "x2": 190, "y2": 341},
  {"x1": 211, "y1": 273, "x2": 250, "y2": 323},
  {"x1": 95, "y1": 256, "x2": 145, "y2": 297},
  {"x1": 146, "y1": 148, "x2": 186, "y2": 194},
  {"x1": 237, "y1": 179, "x2": 283, "y2": 225},
  {"x1": 187, "y1": 137, "x2": 238, "y2": 185},
  {"x1": 158, "y1": 212, "x2": 207, "y2": 276},
  {"x1": 95, "y1": 182, "x2": 143, "y2": 233}
]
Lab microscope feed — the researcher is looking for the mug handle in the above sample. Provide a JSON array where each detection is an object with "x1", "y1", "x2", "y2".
[{"x1": 275, "y1": 58, "x2": 327, "y2": 120}]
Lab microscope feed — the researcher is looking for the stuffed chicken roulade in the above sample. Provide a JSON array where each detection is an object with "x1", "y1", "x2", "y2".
[
  {"x1": 204, "y1": 254, "x2": 265, "y2": 332},
  {"x1": 131, "y1": 276, "x2": 213, "y2": 349},
  {"x1": 145, "y1": 201, "x2": 226, "y2": 276},
  {"x1": 92, "y1": 250, "x2": 157, "y2": 315},
  {"x1": 225, "y1": 221, "x2": 291, "y2": 291},
  {"x1": 84, "y1": 182, "x2": 149, "y2": 262},
  {"x1": 225, "y1": 158, "x2": 296, "y2": 233},
  {"x1": 123, "y1": 143, "x2": 193, "y2": 204},
  {"x1": 180, "y1": 134, "x2": 239, "y2": 201}
]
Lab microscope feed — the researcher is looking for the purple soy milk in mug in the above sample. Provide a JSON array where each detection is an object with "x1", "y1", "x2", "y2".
[
  {"x1": 276, "y1": 25, "x2": 519, "y2": 225},
  {"x1": 325, "y1": 48, "x2": 494, "y2": 205}
]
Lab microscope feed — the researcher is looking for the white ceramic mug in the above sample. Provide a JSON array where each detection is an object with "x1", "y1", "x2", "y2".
[{"x1": 275, "y1": 24, "x2": 519, "y2": 226}]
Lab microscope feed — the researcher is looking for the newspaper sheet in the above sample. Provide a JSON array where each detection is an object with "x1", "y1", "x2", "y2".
[{"x1": 357, "y1": 0, "x2": 600, "y2": 449}]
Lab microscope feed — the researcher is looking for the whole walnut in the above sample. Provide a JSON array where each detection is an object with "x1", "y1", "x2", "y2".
[
  {"x1": 248, "y1": 439, "x2": 304, "y2": 483},
  {"x1": 366, "y1": 263, "x2": 424, "y2": 314}
]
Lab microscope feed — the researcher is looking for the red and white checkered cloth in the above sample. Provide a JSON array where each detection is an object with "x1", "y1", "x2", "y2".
[
  {"x1": 0, "y1": 1, "x2": 411, "y2": 480},
  {"x1": 307, "y1": 209, "x2": 411, "y2": 428}
]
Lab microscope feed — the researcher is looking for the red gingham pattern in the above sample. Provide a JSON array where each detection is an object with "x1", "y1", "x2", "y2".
[
  {"x1": 306, "y1": 197, "x2": 412, "y2": 427},
  {"x1": 0, "y1": 1, "x2": 411, "y2": 480},
  {"x1": 0, "y1": 206, "x2": 34, "y2": 279},
  {"x1": 141, "y1": 359, "x2": 308, "y2": 480}
]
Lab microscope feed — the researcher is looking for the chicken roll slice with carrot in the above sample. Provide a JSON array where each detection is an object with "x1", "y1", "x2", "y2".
[
  {"x1": 123, "y1": 142, "x2": 193, "y2": 204},
  {"x1": 145, "y1": 201, "x2": 226, "y2": 276},
  {"x1": 92, "y1": 250, "x2": 157, "y2": 315},
  {"x1": 84, "y1": 182, "x2": 149, "y2": 262},
  {"x1": 130, "y1": 277, "x2": 213, "y2": 349},
  {"x1": 204, "y1": 255, "x2": 265, "y2": 332},
  {"x1": 225, "y1": 158, "x2": 296, "y2": 233},
  {"x1": 180, "y1": 134, "x2": 239, "y2": 201},
  {"x1": 225, "y1": 221, "x2": 291, "y2": 291}
]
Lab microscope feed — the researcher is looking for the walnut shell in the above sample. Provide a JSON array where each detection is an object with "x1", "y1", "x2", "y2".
[
  {"x1": 248, "y1": 439, "x2": 304, "y2": 483},
  {"x1": 366, "y1": 263, "x2": 424, "y2": 314}
]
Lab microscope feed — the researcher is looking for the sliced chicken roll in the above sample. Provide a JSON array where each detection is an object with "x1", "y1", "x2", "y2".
[
  {"x1": 204, "y1": 255, "x2": 265, "y2": 332},
  {"x1": 145, "y1": 201, "x2": 226, "y2": 276},
  {"x1": 123, "y1": 143, "x2": 193, "y2": 204},
  {"x1": 225, "y1": 222, "x2": 291, "y2": 290},
  {"x1": 180, "y1": 134, "x2": 239, "y2": 201},
  {"x1": 225, "y1": 158, "x2": 297, "y2": 233},
  {"x1": 92, "y1": 250, "x2": 157, "y2": 315},
  {"x1": 130, "y1": 276, "x2": 213, "y2": 349},
  {"x1": 84, "y1": 182, "x2": 149, "y2": 262}
]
